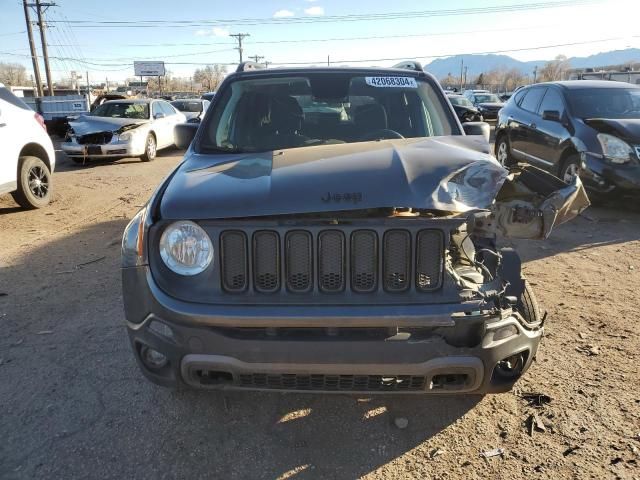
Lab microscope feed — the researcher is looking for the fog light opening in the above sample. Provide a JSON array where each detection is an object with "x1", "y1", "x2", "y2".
[
  {"x1": 494, "y1": 352, "x2": 526, "y2": 380},
  {"x1": 493, "y1": 324, "x2": 519, "y2": 341},
  {"x1": 149, "y1": 320, "x2": 174, "y2": 340},
  {"x1": 140, "y1": 345, "x2": 168, "y2": 370}
]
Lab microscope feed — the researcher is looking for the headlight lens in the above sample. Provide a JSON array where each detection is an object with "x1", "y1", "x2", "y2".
[
  {"x1": 159, "y1": 221, "x2": 213, "y2": 276},
  {"x1": 444, "y1": 160, "x2": 508, "y2": 211},
  {"x1": 597, "y1": 133, "x2": 633, "y2": 164},
  {"x1": 119, "y1": 131, "x2": 134, "y2": 141}
]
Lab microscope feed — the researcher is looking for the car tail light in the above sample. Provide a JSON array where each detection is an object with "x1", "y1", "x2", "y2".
[{"x1": 34, "y1": 113, "x2": 47, "y2": 132}]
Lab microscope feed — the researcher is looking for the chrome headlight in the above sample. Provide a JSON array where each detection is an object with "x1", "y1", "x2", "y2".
[
  {"x1": 597, "y1": 133, "x2": 633, "y2": 164},
  {"x1": 119, "y1": 130, "x2": 136, "y2": 142},
  {"x1": 159, "y1": 221, "x2": 213, "y2": 276}
]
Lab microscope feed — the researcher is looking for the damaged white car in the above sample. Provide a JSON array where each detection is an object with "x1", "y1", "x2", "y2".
[
  {"x1": 62, "y1": 99, "x2": 186, "y2": 163},
  {"x1": 122, "y1": 62, "x2": 589, "y2": 394}
]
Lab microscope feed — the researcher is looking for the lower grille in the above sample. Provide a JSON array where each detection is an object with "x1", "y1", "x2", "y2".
[
  {"x1": 237, "y1": 373, "x2": 426, "y2": 391},
  {"x1": 76, "y1": 132, "x2": 113, "y2": 145}
]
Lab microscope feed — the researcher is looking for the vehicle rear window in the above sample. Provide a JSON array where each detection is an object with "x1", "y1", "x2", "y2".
[
  {"x1": 200, "y1": 74, "x2": 456, "y2": 153},
  {"x1": 0, "y1": 87, "x2": 32, "y2": 111},
  {"x1": 171, "y1": 100, "x2": 203, "y2": 113},
  {"x1": 520, "y1": 87, "x2": 545, "y2": 113},
  {"x1": 538, "y1": 88, "x2": 565, "y2": 117}
]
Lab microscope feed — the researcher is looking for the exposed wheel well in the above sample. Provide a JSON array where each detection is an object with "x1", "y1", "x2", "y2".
[
  {"x1": 18, "y1": 143, "x2": 51, "y2": 173},
  {"x1": 557, "y1": 147, "x2": 579, "y2": 176}
]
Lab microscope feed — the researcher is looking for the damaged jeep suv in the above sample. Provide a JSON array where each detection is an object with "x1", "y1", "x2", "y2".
[{"x1": 122, "y1": 62, "x2": 589, "y2": 394}]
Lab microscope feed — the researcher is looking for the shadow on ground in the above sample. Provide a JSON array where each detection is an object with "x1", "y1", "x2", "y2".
[{"x1": 0, "y1": 219, "x2": 480, "y2": 479}]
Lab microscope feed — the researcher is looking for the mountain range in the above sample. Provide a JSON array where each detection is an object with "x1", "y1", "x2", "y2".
[{"x1": 424, "y1": 48, "x2": 640, "y2": 80}]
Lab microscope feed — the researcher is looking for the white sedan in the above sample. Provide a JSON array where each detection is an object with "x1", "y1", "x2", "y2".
[
  {"x1": 0, "y1": 83, "x2": 56, "y2": 209},
  {"x1": 62, "y1": 99, "x2": 186, "y2": 163}
]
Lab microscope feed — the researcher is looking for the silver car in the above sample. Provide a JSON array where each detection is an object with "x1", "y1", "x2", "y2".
[{"x1": 62, "y1": 99, "x2": 186, "y2": 163}]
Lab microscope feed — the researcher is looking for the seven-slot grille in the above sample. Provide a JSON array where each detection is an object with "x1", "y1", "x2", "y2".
[{"x1": 219, "y1": 228, "x2": 444, "y2": 294}]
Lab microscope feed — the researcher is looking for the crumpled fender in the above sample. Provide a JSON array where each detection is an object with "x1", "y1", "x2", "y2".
[{"x1": 470, "y1": 164, "x2": 590, "y2": 239}]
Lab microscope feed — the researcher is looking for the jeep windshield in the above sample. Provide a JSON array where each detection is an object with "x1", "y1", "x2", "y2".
[{"x1": 199, "y1": 72, "x2": 457, "y2": 153}]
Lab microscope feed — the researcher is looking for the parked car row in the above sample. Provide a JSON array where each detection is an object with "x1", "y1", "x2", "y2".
[{"x1": 495, "y1": 80, "x2": 640, "y2": 200}]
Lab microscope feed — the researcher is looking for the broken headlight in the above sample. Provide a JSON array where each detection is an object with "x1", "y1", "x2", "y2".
[
  {"x1": 597, "y1": 133, "x2": 634, "y2": 164},
  {"x1": 444, "y1": 161, "x2": 508, "y2": 210},
  {"x1": 159, "y1": 221, "x2": 213, "y2": 276}
]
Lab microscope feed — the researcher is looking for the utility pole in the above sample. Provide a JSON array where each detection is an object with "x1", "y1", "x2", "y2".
[
  {"x1": 533, "y1": 65, "x2": 538, "y2": 83},
  {"x1": 34, "y1": 0, "x2": 56, "y2": 96},
  {"x1": 230, "y1": 33, "x2": 250, "y2": 63},
  {"x1": 23, "y1": 0, "x2": 43, "y2": 96},
  {"x1": 327, "y1": 55, "x2": 330, "y2": 66},
  {"x1": 459, "y1": 58, "x2": 464, "y2": 91},
  {"x1": 464, "y1": 66, "x2": 468, "y2": 87},
  {"x1": 248, "y1": 54, "x2": 263, "y2": 63}
]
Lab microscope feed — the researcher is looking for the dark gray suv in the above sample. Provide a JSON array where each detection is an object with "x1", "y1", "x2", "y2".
[{"x1": 122, "y1": 62, "x2": 588, "y2": 394}]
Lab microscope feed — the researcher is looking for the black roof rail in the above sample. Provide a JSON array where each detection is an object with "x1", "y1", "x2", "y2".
[
  {"x1": 391, "y1": 60, "x2": 424, "y2": 72},
  {"x1": 236, "y1": 61, "x2": 265, "y2": 73}
]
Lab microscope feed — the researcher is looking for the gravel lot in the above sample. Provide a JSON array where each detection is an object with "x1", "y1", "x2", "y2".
[{"x1": 1, "y1": 140, "x2": 639, "y2": 479}]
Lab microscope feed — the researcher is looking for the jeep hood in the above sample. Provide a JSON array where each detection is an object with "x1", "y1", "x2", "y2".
[
  {"x1": 159, "y1": 136, "x2": 589, "y2": 238},
  {"x1": 69, "y1": 115, "x2": 148, "y2": 136},
  {"x1": 160, "y1": 136, "x2": 503, "y2": 219}
]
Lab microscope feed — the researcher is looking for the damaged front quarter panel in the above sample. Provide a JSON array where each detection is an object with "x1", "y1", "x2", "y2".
[{"x1": 470, "y1": 164, "x2": 590, "y2": 240}]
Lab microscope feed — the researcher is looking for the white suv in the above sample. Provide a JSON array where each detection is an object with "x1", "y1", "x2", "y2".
[{"x1": 0, "y1": 83, "x2": 55, "y2": 209}]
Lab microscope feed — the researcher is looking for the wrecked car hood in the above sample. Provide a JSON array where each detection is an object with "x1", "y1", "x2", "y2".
[
  {"x1": 584, "y1": 118, "x2": 640, "y2": 142},
  {"x1": 160, "y1": 136, "x2": 503, "y2": 219},
  {"x1": 69, "y1": 115, "x2": 148, "y2": 136}
]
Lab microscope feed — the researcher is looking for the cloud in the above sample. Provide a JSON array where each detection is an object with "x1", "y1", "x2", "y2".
[
  {"x1": 273, "y1": 9, "x2": 295, "y2": 18},
  {"x1": 212, "y1": 27, "x2": 229, "y2": 37},
  {"x1": 195, "y1": 27, "x2": 230, "y2": 37},
  {"x1": 304, "y1": 5, "x2": 324, "y2": 15}
]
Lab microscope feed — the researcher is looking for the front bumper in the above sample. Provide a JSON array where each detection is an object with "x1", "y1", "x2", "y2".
[
  {"x1": 61, "y1": 139, "x2": 144, "y2": 158},
  {"x1": 581, "y1": 152, "x2": 640, "y2": 194},
  {"x1": 123, "y1": 266, "x2": 543, "y2": 394}
]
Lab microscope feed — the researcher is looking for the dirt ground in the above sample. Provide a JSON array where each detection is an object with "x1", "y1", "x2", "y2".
[{"x1": 1, "y1": 140, "x2": 639, "y2": 480}]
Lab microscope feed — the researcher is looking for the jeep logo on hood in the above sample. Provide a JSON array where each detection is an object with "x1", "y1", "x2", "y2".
[{"x1": 321, "y1": 191, "x2": 363, "y2": 204}]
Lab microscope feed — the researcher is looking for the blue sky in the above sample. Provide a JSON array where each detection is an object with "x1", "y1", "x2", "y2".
[{"x1": 0, "y1": 0, "x2": 638, "y2": 82}]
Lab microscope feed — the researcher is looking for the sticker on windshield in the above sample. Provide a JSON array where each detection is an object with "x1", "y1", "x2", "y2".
[{"x1": 365, "y1": 76, "x2": 417, "y2": 88}]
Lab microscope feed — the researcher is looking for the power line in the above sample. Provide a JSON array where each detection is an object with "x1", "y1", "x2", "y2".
[
  {"x1": 52, "y1": 23, "x2": 567, "y2": 48},
  {"x1": 45, "y1": 1, "x2": 599, "y2": 28},
  {"x1": 2, "y1": 36, "x2": 636, "y2": 70}
]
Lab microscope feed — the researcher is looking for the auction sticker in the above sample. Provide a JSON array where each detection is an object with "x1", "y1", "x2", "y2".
[{"x1": 365, "y1": 76, "x2": 417, "y2": 88}]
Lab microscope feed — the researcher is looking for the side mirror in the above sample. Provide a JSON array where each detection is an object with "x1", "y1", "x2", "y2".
[
  {"x1": 542, "y1": 110, "x2": 561, "y2": 122},
  {"x1": 462, "y1": 121, "x2": 491, "y2": 142},
  {"x1": 154, "y1": 112, "x2": 166, "y2": 119},
  {"x1": 174, "y1": 122, "x2": 198, "y2": 149}
]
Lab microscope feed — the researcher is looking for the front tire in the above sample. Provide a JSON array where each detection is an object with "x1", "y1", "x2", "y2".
[
  {"x1": 517, "y1": 282, "x2": 541, "y2": 324},
  {"x1": 140, "y1": 133, "x2": 157, "y2": 162},
  {"x1": 11, "y1": 156, "x2": 52, "y2": 209},
  {"x1": 559, "y1": 154, "x2": 581, "y2": 184},
  {"x1": 495, "y1": 135, "x2": 513, "y2": 167}
]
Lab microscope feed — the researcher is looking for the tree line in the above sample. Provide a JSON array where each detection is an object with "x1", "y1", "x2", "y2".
[
  {"x1": 0, "y1": 61, "x2": 228, "y2": 93},
  {"x1": 440, "y1": 55, "x2": 572, "y2": 92}
]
